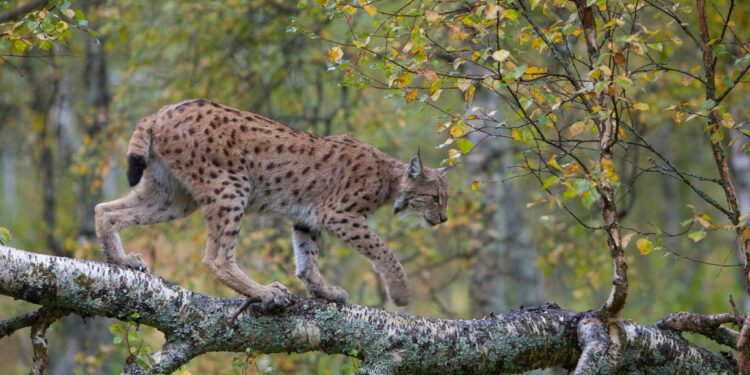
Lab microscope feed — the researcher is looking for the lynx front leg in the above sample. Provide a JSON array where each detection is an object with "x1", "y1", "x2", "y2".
[
  {"x1": 323, "y1": 214, "x2": 411, "y2": 306},
  {"x1": 292, "y1": 225, "x2": 348, "y2": 303},
  {"x1": 201, "y1": 201, "x2": 291, "y2": 311}
]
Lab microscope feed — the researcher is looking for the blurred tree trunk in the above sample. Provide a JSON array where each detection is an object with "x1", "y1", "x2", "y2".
[
  {"x1": 22, "y1": 57, "x2": 63, "y2": 257},
  {"x1": 466, "y1": 85, "x2": 545, "y2": 317},
  {"x1": 2, "y1": 120, "x2": 17, "y2": 216},
  {"x1": 50, "y1": 25, "x2": 115, "y2": 375}
]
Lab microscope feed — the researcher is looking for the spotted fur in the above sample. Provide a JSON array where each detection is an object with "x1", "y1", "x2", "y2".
[{"x1": 95, "y1": 99, "x2": 450, "y2": 307}]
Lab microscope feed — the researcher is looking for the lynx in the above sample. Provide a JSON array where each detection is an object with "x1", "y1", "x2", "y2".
[{"x1": 95, "y1": 99, "x2": 449, "y2": 310}]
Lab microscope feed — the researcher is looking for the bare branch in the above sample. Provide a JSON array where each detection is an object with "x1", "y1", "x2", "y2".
[{"x1": 657, "y1": 312, "x2": 741, "y2": 349}]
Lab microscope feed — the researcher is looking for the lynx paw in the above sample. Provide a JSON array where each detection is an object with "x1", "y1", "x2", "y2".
[
  {"x1": 258, "y1": 282, "x2": 293, "y2": 311},
  {"x1": 388, "y1": 284, "x2": 412, "y2": 307},
  {"x1": 312, "y1": 285, "x2": 349, "y2": 303},
  {"x1": 122, "y1": 253, "x2": 149, "y2": 273}
]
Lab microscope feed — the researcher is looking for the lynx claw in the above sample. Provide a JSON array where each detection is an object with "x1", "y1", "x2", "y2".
[
  {"x1": 122, "y1": 253, "x2": 149, "y2": 273},
  {"x1": 263, "y1": 282, "x2": 293, "y2": 309},
  {"x1": 228, "y1": 283, "x2": 293, "y2": 323}
]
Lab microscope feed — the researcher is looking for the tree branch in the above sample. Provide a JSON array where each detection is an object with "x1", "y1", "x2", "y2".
[
  {"x1": 657, "y1": 312, "x2": 741, "y2": 349},
  {"x1": 0, "y1": 245, "x2": 737, "y2": 373},
  {"x1": 0, "y1": 0, "x2": 49, "y2": 24}
]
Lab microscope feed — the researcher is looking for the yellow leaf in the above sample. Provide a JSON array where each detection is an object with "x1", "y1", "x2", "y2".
[
  {"x1": 464, "y1": 85, "x2": 475, "y2": 103},
  {"x1": 601, "y1": 158, "x2": 619, "y2": 182},
  {"x1": 430, "y1": 89, "x2": 442, "y2": 102},
  {"x1": 672, "y1": 111, "x2": 685, "y2": 126},
  {"x1": 456, "y1": 78, "x2": 472, "y2": 92},
  {"x1": 363, "y1": 4, "x2": 377, "y2": 16},
  {"x1": 633, "y1": 102, "x2": 649, "y2": 111},
  {"x1": 394, "y1": 72, "x2": 411, "y2": 88},
  {"x1": 491, "y1": 49, "x2": 510, "y2": 62},
  {"x1": 547, "y1": 155, "x2": 563, "y2": 172},
  {"x1": 327, "y1": 47, "x2": 343, "y2": 62},
  {"x1": 695, "y1": 214, "x2": 713, "y2": 229},
  {"x1": 637, "y1": 238, "x2": 653, "y2": 255},
  {"x1": 530, "y1": 37, "x2": 545, "y2": 50},
  {"x1": 503, "y1": 9, "x2": 518, "y2": 21},
  {"x1": 450, "y1": 124, "x2": 467, "y2": 138},
  {"x1": 523, "y1": 65, "x2": 548, "y2": 79},
  {"x1": 721, "y1": 112, "x2": 736, "y2": 128},
  {"x1": 448, "y1": 148, "x2": 461, "y2": 159},
  {"x1": 564, "y1": 164, "x2": 581, "y2": 176},
  {"x1": 471, "y1": 180, "x2": 481, "y2": 191},
  {"x1": 569, "y1": 119, "x2": 591, "y2": 137},
  {"x1": 599, "y1": 65, "x2": 612, "y2": 77},
  {"x1": 404, "y1": 90, "x2": 418, "y2": 103}
]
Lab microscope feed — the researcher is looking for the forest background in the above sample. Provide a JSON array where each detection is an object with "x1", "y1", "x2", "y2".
[{"x1": 0, "y1": 0, "x2": 749, "y2": 373}]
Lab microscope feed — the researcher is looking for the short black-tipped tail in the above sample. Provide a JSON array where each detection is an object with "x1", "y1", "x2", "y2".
[
  {"x1": 127, "y1": 154, "x2": 147, "y2": 187},
  {"x1": 125, "y1": 115, "x2": 154, "y2": 187}
]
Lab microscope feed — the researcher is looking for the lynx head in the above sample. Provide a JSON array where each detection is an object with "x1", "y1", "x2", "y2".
[{"x1": 394, "y1": 152, "x2": 450, "y2": 226}]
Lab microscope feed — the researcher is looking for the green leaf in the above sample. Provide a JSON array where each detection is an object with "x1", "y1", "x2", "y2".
[
  {"x1": 0, "y1": 227, "x2": 11, "y2": 245},
  {"x1": 710, "y1": 128, "x2": 724, "y2": 144},
  {"x1": 580, "y1": 190, "x2": 597, "y2": 208},
  {"x1": 39, "y1": 40, "x2": 53, "y2": 51},
  {"x1": 127, "y1": 330, "x2": 139, "y2": 342},
  {"x1": 108, "y1": 323, "x2": 122, "y2": 336},
  {"x1": 712, "y1": 44, "x2": 727, "y2": 58},
  {"x1": 455, "y1": 138, "x2": 473, "y2": 154},
  {"x1": 699, "y1": 99, "x2": 716, "y2": 111},
  {"x1": 688, "y1": 230, "x2": 707, "y2": 242},
  {"x1": 13, "y1": 39, "x2": 27, "y2": 52},
  {"x1": 232, "y1": 357, "x2": 245, "y2": 369},
  {"x1": 112, "y1": 336, "x2": 122, "y2": 345},
  {"x1": 562, "y1": 185, "x2": 577, "y2": 200},
  {"x1": 509, "y1": 64, "x2": 527, "y2": 80},
  {"x1": 614, "y1": 75, "x2": 632, "y2": 89},
  {"x1": 542, "y1": 176, "x2": 559, "y2": 189}
]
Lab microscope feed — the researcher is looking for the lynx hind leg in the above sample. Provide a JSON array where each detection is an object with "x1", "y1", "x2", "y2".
[
  {"x1": 292, "y1": 225, "x2": 348, "y2": 303},
  {"x1": 95, "y1": 163, "x2": 196, "y2": 271},
  {"x1": 201, "y1": 195, "x2": 291, "y2": 310}
]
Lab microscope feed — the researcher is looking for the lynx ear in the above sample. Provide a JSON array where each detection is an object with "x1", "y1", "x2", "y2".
[
  {"x1": 408, "y1": 152, "x2": 424, "y2": 179},
  {"x1": 436, "y1": 166, "x2": 451, "y2": 176}
]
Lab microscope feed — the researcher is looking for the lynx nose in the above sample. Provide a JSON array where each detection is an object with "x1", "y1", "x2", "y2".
[{"x1": 439, "y1": 214, "x2": 448, "y2": 223}]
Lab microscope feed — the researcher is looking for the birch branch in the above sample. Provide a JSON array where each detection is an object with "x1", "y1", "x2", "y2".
[{"x1": 0, "y1": 245, "x2": 737, "y2": 374}]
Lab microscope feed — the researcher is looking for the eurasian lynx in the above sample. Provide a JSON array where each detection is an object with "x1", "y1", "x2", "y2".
[{"x1": 95, "y1": 99, "x2": 449, "y2": 309}]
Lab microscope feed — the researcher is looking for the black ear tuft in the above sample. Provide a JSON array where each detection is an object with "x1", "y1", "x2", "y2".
[
  {"x1": 408, "y1": 152, "x2": 423, "y2": 179},
  {"x1": 127, "y1": 154, "x2": 148, "y2": 187}
]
